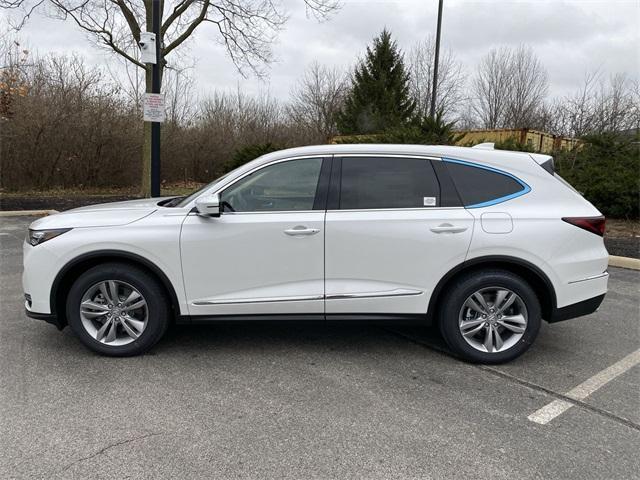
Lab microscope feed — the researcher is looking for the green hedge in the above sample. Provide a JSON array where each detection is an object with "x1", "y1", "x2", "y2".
[{"x1": 555, "y1": 134, "x2": 639, "y2": 219}]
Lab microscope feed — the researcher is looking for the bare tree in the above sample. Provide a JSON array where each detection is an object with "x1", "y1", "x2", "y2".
[
  {"x1": 407, "y1": 36, "x2": 465, "y2": 121},
  {"x1": 288, "y1": 62, "x2": 347, "y2": 143},
  {"x1": 0, "y1": 34, "x2": 30, "y2": 120},
  {"x1": 471, "y1": 46, "x2": 513, "y2": 129},
  {"x1": 163, "y1": 64, "x2": 197, "y2": 126},
  {"x1": 548, "y1": 71, "x2": 638, "y2": 137},
  {"x1": 504, "y1": 45, "x2": 548, "y2": 128},
  {"x1": 471, "y1": 45, "x2": 548, "y2": 129},
  {"x1": 0, "y1": 0, "x2": 341, "y2": 195}
]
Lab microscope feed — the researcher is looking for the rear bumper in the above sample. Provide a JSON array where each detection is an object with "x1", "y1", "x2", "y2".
[{"x1": 547, "y1": 293, "x2": 605, "y2": 323}]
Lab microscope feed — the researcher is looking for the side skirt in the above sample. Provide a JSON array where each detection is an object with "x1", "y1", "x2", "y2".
[{"x1": 178, "y1": 313, "x2": 429, "y2": 325}]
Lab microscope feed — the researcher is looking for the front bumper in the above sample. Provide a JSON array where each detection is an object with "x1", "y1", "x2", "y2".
[{"x1": 25, "y1": 302, "x2": 65, "y2": 330}]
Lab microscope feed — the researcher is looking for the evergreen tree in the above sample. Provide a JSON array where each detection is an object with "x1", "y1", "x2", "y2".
[{"x1": 338, "y1": 29, "x2": 415, "y2": 134}]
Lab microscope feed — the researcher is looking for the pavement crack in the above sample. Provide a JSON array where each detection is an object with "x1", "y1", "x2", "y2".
[
  {"x1": 60, "y1": 432, "x2": 164, "y2": 473},
  {"x1": 383, "y1": 327, "x2": 640, "y2": 432},
  {"x1": 478, "y1": 365, "x2": 640, "y2": 432}
]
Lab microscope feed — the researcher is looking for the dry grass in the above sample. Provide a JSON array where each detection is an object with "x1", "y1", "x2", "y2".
[
  {"x1": 606, "y1": 218, "x2": 640, "y2": 238},
  {"x1": 0, "y1": 181, "x2": 205, "y2": 198}
]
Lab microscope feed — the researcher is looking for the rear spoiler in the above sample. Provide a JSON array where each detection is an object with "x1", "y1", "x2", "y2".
[
  {"x1": 470, "y1": 142, "x2": 555, "y2": 174},
  {"x1": 529, "y1": 153, "x2": 555, "y2": 175}
]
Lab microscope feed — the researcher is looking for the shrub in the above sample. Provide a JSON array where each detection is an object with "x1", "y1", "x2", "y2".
[
  {"x1": 555, "y1": 133, "x2": 639, "y2": 219},
  {"x1": 227, "y1": 142, "x2": 282, "y2": 172},
  {"x1": 494, "y1": 137, "x2": 537, "y2": 153},
  {"x1": 334, "y1": 111, "x2": 462, "y2": 145}
]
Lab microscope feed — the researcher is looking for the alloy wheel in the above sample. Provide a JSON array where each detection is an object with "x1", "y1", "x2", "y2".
[
  {"x1": 458, "y1": 287, "x2": 528, "y2": 353},
  {"x1": 79, "y1": 280, "x2": 148, "y2": 346}
]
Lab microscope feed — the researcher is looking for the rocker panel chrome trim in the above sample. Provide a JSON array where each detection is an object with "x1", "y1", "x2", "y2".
[
  {"x1": 193, "y1": 294, "x2": 324, "y2": 305},
  {"x1": 325, "y1": 288, "x2": 423, "y2": 300},
  {"x1": 193, "y1": 288, "x2": 423, "y2": 305}
]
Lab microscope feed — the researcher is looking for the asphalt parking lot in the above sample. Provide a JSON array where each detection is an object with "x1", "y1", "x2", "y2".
[{"x1": 1, "y1": 215, "x2": 638, "y2": 479}]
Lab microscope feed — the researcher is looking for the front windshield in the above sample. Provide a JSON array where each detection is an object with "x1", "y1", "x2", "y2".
[{"x1": 175, "y1": 173, "x2": 230, "y2": 208}]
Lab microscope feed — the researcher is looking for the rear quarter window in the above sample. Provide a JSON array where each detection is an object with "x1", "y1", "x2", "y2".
[{"x1": 444, "y1": 159, "x2": 529, "y2": 208}]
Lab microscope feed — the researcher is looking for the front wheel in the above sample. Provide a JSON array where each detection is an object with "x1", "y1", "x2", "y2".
[
  {"x1": 66, "y1": 263, "x2": 170, "y2": 356},
  {"x1": 438, "y1": 270, "x2": 541, "y2": 364}
]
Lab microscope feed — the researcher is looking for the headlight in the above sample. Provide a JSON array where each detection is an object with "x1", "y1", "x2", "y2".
[{"x1": 27, "y1": 228, "x2": 72, "y2": 246}]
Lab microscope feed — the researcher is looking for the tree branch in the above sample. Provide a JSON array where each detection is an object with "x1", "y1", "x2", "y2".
[
  {"x1": 161, "y1": 0, "x2": 194, "y2": 35},
  {"x1": 112, "y1": 0, "x2": 141, "y2": 42},
  {"x1": 163, "y1": 0, "x2": 209, "y2": 56}
]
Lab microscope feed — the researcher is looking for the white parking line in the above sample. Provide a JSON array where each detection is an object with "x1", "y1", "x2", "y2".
[{"x1": 528, "y1": 349, "x2": 640, "y2": 425}]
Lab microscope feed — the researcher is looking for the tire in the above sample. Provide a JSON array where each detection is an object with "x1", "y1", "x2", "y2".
[
  {"x1": 437, "y1": 269, "x2": 541, "y2": 364},
  {"x1": 66, "y1": 262, "x2": 170, "y2": 356}
]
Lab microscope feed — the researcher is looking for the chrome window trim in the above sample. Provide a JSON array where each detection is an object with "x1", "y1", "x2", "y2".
[
  {"x1": 214, "y1": 210, "x2": 320, "y2": 216},
  {"x1": 326, "y1": 207, "x2": 465, "y2": 213},
  {"x1": 188, "y1": 206, "x2": 465, "y2": 216},
  {"x1": 337, "y1": 153, "x2": 442, "y2": 161}
]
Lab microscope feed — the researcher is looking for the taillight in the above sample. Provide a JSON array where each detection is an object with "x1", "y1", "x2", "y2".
[{"x1": 562, "y1": 216, "x2": 606, "y2": 237}]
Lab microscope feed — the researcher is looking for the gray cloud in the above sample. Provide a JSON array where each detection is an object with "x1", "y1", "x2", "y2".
[{"x1": 2, "y1": 0, "x2": 638, "y2": 100}]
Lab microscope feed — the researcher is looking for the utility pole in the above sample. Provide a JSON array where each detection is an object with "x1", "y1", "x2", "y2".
[
  {"x1": 150, "y1": 0, "x2": 161, "y2": 197},
  {"x1": 430, "y1": 0, "x2": 444, "y2": 118}
]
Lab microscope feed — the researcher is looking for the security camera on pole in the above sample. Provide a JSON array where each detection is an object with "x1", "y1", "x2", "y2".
[{"x1": 139, "y1": 0, "x2": 164, "y2": 197}]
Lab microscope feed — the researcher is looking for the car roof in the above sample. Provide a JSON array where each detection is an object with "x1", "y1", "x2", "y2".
[
  {"x1": 251, "y1": 144, "x2": 549, "y2": 173},
  {"x1": 201, "y1": 144, "x2": 552, "y2": 201}
]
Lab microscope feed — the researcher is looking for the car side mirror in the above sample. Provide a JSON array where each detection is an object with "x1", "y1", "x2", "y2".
[{"x1": 195, "y1": 193, "x2": 221, "y2": 217}]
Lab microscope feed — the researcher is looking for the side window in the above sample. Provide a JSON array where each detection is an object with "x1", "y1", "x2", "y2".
[
  {"x1": 339, "y1": 157, "x2": 440, "y2": 210},
  {"x1": 221, "y1": 158, "x2": 323, "y2": 212},
  {"x1": 444, "y1": 160, "x2": 527, "y2": 207}
]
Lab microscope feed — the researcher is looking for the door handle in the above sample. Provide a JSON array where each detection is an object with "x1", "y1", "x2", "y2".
[
  {"x1": 430, "y1": 224, "x2": 468, "y2": 234},
  {"x1": 284, "y1": 226, "x2": 320, "y2": 236}
]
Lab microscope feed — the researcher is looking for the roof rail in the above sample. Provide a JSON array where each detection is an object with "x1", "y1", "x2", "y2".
[{"x1": 472, "y1": 142, "x2": 495, "y2": 150}]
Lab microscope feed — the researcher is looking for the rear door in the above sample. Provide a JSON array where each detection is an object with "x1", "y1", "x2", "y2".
[{"x1": 324, "y1": 155, "x2": 475, "y2": 317}]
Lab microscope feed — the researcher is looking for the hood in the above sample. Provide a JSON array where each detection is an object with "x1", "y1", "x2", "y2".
[{"x1": 29, "y1": 197, "x2": 173, "y2": 230}]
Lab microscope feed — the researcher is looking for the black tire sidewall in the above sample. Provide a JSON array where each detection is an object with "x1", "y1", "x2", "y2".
[
  {"x1": 66, "y1": 263, "x2": 169, "y2": 356},
  {"x1": 438, "y1": 270, "x2": 541, "y2": 364}
]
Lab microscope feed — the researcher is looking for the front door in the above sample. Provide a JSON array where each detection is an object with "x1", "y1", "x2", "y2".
[
  {"x1": 325, "y1": 156, "x2": 475, "y2": 316},
  {"x1": 180, "y1": 157, "x2": 329, "y2": 317}
]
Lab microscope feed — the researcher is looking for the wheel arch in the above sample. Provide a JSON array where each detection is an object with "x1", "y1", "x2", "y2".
[
  {"x1": 427, "y1": 256, "x2": 557, "y2": 322},
  {"x1": 51, "y1": 250, "x2": 181, "y2": 327}
]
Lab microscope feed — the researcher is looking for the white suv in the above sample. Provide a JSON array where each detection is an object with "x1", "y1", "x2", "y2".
[{"x1": 23, "y1": 144, "x2": 609, "y2": 362}]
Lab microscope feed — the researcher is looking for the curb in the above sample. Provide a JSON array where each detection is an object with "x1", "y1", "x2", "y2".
[
  {"x1": 609, "y1": 255, "x2": 640, "y2": 271},
  {"x1": 0, "y1": 210, "x2": 58, "y2": 217}
]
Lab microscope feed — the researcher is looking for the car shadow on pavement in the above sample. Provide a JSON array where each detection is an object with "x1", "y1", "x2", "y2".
[{"x1": 151, "y1": 321, "x2": 452, "y2": 358}]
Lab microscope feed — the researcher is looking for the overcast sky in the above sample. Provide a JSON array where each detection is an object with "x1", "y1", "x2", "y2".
[{"x1": 2, "y1": 0, "x2": 639, "y2": 100}]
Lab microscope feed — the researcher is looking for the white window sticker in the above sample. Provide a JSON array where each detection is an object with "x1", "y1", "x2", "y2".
[{"x1": 423, "y1": 196, "x2": 436, "y2": 206}]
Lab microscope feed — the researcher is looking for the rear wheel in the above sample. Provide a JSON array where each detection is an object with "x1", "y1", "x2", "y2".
[
  {"x1": 66, "y1": 263, "x2": 170, "y2": 356},
  {"x1": 438, "y1": 270, "x2": 541, "y2": 363}
]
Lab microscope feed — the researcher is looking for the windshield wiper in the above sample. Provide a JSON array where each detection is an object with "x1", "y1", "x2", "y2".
[{"x1": 158, "y1": 196, "x2": 185, "y2": 208}]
